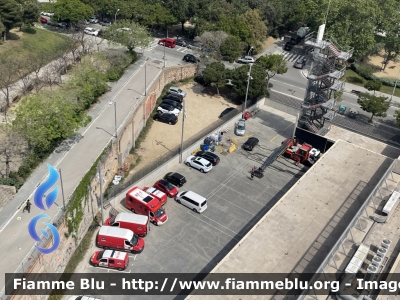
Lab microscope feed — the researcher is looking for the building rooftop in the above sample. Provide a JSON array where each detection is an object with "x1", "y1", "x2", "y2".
[{"x1": 190, "y1": 139, "x2": 394, "y2": 300}]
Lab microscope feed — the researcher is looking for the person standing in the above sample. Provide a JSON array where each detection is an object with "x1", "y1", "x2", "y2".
[{"x1": 23, "y1": 200, "x2": 31, "y2": 213}]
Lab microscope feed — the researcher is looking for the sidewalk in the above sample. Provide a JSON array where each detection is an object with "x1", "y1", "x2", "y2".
[{"x1": 0, "y1": 55, "x2": 165, "y2": 291}]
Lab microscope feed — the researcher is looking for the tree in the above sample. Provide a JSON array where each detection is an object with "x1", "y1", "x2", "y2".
[
  {"x1": 46, "y1": 0, "x2": 94, "y2": 23},
  {"x1": 382, "y1": 30, "x2": 400, "y2": 71},
  {"x1": 0, "y1": 0, "x2": 22, "y2": 33},
  {"x1": 256, "y1": 54, "x2": 288, "y2": 88},
  {"x1": 102, "y1": 20, "x2": 153, "y2": 54},
  {"x1": 0, "y1": 53, "x2": 18, "y2": 111},
  {"x1": 21, "y1": 3, "x2": 39, "y2": 27},
  {"x1": 202, "y1": 62, "x2": 226, "y2": 94},
  {"x1": 395, "y1": 105, "x2": 400, "y2": 127},
  {"x1": 220, "y1": 35, "x2": 243, "y2": 63},
  {"x1": 216, "y1": 14, "x2": 252, "y2": 43},
  {"x1": 0, "y1": 124, "x2": 26, "y2": 178},
  {"x1": 238, "y1": 9, "x2": 267, "y2": 52},
  {"x1": 194, "y1": 31, "x2": 228, "y2": 59},
  {"x1": 357, "y1": 92, "x2": 390, "y2": 122},
  {"x1": 364, "y1": 80, "x2": 382, "y2": 95},
  {"x1": 231, "y1": 64, "x2": 267, "y2": 100},
  {"x1": 12, "y1": 91, "x2": 90, "y2": 152}
]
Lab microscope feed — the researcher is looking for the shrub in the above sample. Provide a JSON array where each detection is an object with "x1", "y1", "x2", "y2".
[
  {"x1": 380, "y1": 78, "x2": 397, "y2": 87},
  {"x1": 0, "y1": 177, "x2": 23, "y2": 190},
  {"x1": 270, "y1": 29, "x2": 279, "y2": 39}
]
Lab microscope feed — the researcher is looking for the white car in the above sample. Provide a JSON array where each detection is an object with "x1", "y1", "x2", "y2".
[
  {"x1": 185, "y1": 156, "x2": 212, "y2": 173},
  {"x1": 89, "y1": 17, "x2": 98, "y2": 23},
  {"x1": 237, "y1": 56, "x2": 255, "y2": 64},
  {"x1": 157, "y1": 103, "x2": 180, "y2": 116},
  {"x1": 168, "y1": 87, "x2": 186, "y2": 98},
  {"x1": 84, "y1": 27, "x2": 99, "y2": 36},
  {"x1": 235, "y1": 119, "x2": 246, "y2": 136},
  {"x1": 41, "y1": 12, "x2": 53, "y2": 17}
]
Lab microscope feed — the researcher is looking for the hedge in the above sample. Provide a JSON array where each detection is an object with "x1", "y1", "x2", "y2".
[{"x1": 350, "y1": 63, "x2": 398, "y2": 87}]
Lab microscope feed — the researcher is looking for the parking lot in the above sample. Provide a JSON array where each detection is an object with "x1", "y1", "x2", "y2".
[{"x1": 78, "y1": 106, "x2": 306, "y2": 299}]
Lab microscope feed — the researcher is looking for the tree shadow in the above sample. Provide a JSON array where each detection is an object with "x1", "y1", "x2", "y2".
[
  {"x1": 5, "y1": 32, "x2": 20, "y2": 41},
  {"x1": 346, "y1": 76, "x2": 364, "y2": 84}
]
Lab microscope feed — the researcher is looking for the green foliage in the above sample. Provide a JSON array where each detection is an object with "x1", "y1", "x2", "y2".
[
  {"x1": 395, "y1": 105, "x2": 400, "y2": 127},
  {"x1": 21, "y1": 3, "x2": 39, "y2": 27},
  {"x1": 382, "y1": 30, "x2": 400, "y2": 71},
  {"x1": 0, "y1": 177, "x2": 23, "y2": 190},
  {"x1": 102, "y1": 20, "x2": 153, "y2": 53},
  {"x1": 237, "y1": 9, "x2": 267, "y2": 52},
  {"x1": 130, "y1": 2, "x2": 177, "y2": 28},
  {"x1": 357, "y1": 92, "x2": 390, "y2": 121},
  {"x1": 220, "y1": 36, "x2": 242, "y2": 62},
  {"x1": 364, "y1": 79, "x2": 382, "y2": 93},
  {"x1": 12, "y1": 91, "x2": 91, "y2": 152},
  {"x1": 231, "y1": 63, "x2": 267, "y2": 100},
  {"x1": 0, "y1": 0, "x2": 22, "y2": 31},
  {"x1": 380, "y1": 78, "x2": 397, "y2": 87},
  {"x1": 202, "y1": 62, "x2": 226, "y2": 94},
  {"x1": 256, "y1": 54, "x2": 288, "y2": 84},
  {"x1": 216, "y1": 14, "x2": 252, "y2": 43},
  {"x1": 47, "y1": 0, "x2": 94, "y2": 23},
  {"x1": 350, "y1": 63, "x2": 379, "y2": 81}
]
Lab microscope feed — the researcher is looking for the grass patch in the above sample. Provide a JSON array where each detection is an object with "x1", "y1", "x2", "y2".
[
  {"x1": 0, "y1": 27, "x2": 73, "y2": 60},
  {"x1": 344, "y1": 69, "x2": 400, "y2": 97}
]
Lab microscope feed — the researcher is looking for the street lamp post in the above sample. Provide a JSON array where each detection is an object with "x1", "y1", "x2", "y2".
[
  {"x1": 114, "y1": 8, "x2": 120, "y2": 24},
  {"x1": 179, "y1": 99, "x2": 186, "y2": 163},
  {"x1": 97, "y1": 162, "x2": 104, "y2": 225},
  {"x1": 109, "y1": 101, "x2": 117, "y2": 137},
  {"x1": 243, "y1": 63, "x2": 253, "y2": 112},
  {"x1": 58, "y1": 168, "x2": 66, "y2": 209},
  {"x1": 141, "y1": 58, "x2": 149, "y2": 96}
]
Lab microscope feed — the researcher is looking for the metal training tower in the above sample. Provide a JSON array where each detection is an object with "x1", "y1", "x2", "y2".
[{"x1": 300, "y1": 24, "x2": 353, "y2": 133}]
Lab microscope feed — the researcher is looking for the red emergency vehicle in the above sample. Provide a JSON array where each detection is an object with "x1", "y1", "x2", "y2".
[
  {"x1": 96, "y1": 226, "x2": 145, "y2": 253},
  {"x1": 105, "y1": 212, "x2": 150, "y2": 237},
  {"x1": 158, "y1": 38, "x2": 176, "y2": 48},
  {"x1": 125, "y1": 187, "x2": 168, "y2": 226},
  {"x1": 142, "y1": 186, "x2": 167, "y2": 206},
  {"x1": 90, "y1": 249, "x2": 129, "y2": 270}
]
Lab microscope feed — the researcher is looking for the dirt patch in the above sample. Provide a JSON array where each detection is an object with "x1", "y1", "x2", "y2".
[
  {"x1": 261, "y1": 37, "x2": 277, "y2": 51},
  {"x1": 127, "y1": 82, "x2": 239, "y2": 174},
  {"x1": 367, "y1": 52, "x2": 400, "y2": 78}
]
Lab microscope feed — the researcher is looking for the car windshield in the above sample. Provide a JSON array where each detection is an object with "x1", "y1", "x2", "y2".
[
  {"x1": 201, "y1": 200, "x2": 207, "y2": 207},
  {"x1": 155, "y1": 207, "x2": 165, "y2": 218},
  {"x1": 206, "y1": 163, "x2": 211, "y2": 167},
  {"x1": 131, "y1": 234, "x2": 138, "y2": 246},
  {"x1": 109, "y1": 215, "x2": 116, "y2": 225},
  {"x1": 177, "y1": 89, "x2": 182, "y2": 93},
  {"x1": 164, "y1": 181, "x2": 174, "y2": 190},
  {"x1": 97, "y1": 251, "x2": 104, "y2": 260},
  {"x1": 238, "y1": 124, "x2": 245, "y2": 130}
]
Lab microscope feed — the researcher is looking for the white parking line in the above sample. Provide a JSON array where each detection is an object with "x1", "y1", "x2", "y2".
[
  {"x1": 210, "y1": 193, "x2": 255, "y2": 215},
  {"x1": 188, "y1": 211, "x2": 239, "y2": 241},
  {"x1": 87, "y1": 265, "x2": 131, "y2": 273}
]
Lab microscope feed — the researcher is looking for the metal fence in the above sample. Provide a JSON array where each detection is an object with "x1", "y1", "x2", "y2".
[
  {"x1": 297, "y1": 159, "x2": 398, "y2": 299},
  {"x1": 105, "y1": 107, "x2": 241, "y2": 200}
]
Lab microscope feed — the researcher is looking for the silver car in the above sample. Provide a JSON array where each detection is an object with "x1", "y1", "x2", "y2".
[
  {"x1": 235, "y1": 119, "x2": 246, "y2": 136},
  {"x1": 237, "y1": 56, "x2": 255, "y2": 64},
  {"x1": 168, "y1": 87, "x2": 186, "y2": 98}
]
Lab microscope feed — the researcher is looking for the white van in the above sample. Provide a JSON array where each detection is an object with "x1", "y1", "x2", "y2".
[{"x1": 175, "y1": 191, "x2": 207, "y2": 213}]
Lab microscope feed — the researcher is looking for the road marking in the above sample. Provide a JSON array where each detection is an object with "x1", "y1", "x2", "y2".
[
  {"x1": 188, "y1": 211, "x2": 239, "y2": 241},
  {"x1": 211, "y1": 193, "x2": 255, "y2": 215},
  {"x1": 87, "y1": 265, "x2": 131, "y2": 273},
  {"x1": 269, "y1": 81, "x2": 306, "y2": 93},
  {"x1": 270, "y1": 121, "x2": 295, "y2": 144}
]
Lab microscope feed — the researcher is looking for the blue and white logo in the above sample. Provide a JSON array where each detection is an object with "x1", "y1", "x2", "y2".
[{"x1": 28, "y1": 164, "x2": 61, "y2": 254}]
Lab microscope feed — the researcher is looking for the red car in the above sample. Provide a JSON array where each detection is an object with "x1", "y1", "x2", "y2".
[
  {"x1": 154, "y1": 179, "x2": 178, "y2": 198},
  {"x1": 40, "y1": 17, "x2": 48, "y2": 23}
]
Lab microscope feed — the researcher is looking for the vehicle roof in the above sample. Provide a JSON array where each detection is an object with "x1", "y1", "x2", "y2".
[
  {"x1": 99, "y1": 226, "x2": 133, "y2": 239},
  {"x1": 197, "y1": 151, "x2": 218, "y2": 158},
  {"x1": 238, "y1": 119, "x2": 245, "y2": 124},
  {"x1": 182, "y1": 191, "x2": 206, "y2": 203},
  {"x1": 145, "y1": 187, "x2": 166, "y2": 199},
  {"x1": 194, "y1": 156, "x2": 210, "y2": 165},
  {"x1": 247, "y1": 137, "x2": 258, "y2": 142},
  {"x1": 115, "y1": 212, "x2": 148, "y2": 225},
  {"x1": 102, "y1": 249, "x2": 128, "y2": 260},
  {"x1": 243, "y1": 56, "x2": 254, "y2": 59},
  {"x1": 158, "y1": 113, "x2": 176, "y2": 118},
  {"x1": 127, "y1": 187, "x2": 155, "y2": 204},
  {"x1": 170, "y1": 87, "x2": 180, "y2": 90},
  {"x1": 167, "y1": 172, "x2": 184, "y2": 179},
  {"x1": 161, "y1": 37, "x2": 175, "y2": 42}
]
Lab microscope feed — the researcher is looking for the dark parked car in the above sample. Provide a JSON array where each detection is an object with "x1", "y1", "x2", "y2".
[
  {"x1": 161, "y1": 99, "x2": 182, "y2": 110},
  {"x1": 243, "y1": 137, "x2": 259, "y2": 151},
  {"x1": 162, "y1": 93, "x2": 183, "y2": 103},
  {"x1": 290, "y1": 36, "x2": 302, "y2": 45},
  {"x1": 175, "y1": 39, "x2": 187, "y2": 47},
  {"x1": 164, "y1": 172, "x2": 186, "y2": 187},
  {"x1": 293, "y1": 58, "x2": 307, "y2": 69},
  {"x1": 153, "y1": 113, "x2": 178, "y2": 125},
  {"x1": 284, "y1": 42, "x2": 294, "y2": 51},
  {"x1": 183, "y1": 54, "x2": 199, "y2": 63},
  {"x1": 99, "y1": 20, "x2": 112, "y2": 26},
  {"x1": 219, "y1": 107, "x2": 235, "y2": 118},
  {"x1": 195, "y1": 151, "x2": 220, "y2": 166}
]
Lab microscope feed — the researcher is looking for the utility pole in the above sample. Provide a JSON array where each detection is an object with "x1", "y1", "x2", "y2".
[
  {"x1": 179, "y1": 99, "x2": 186, "y2": 163},
  {"x1": 97, "y1": 162, "x2": 104, "y2": 225},
  {"x1": 58, "y1": 168, "x2": 66, "y2": 209},
  {"x1": 243, "y1": 63, "x2": 253, "y2": 112}
]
